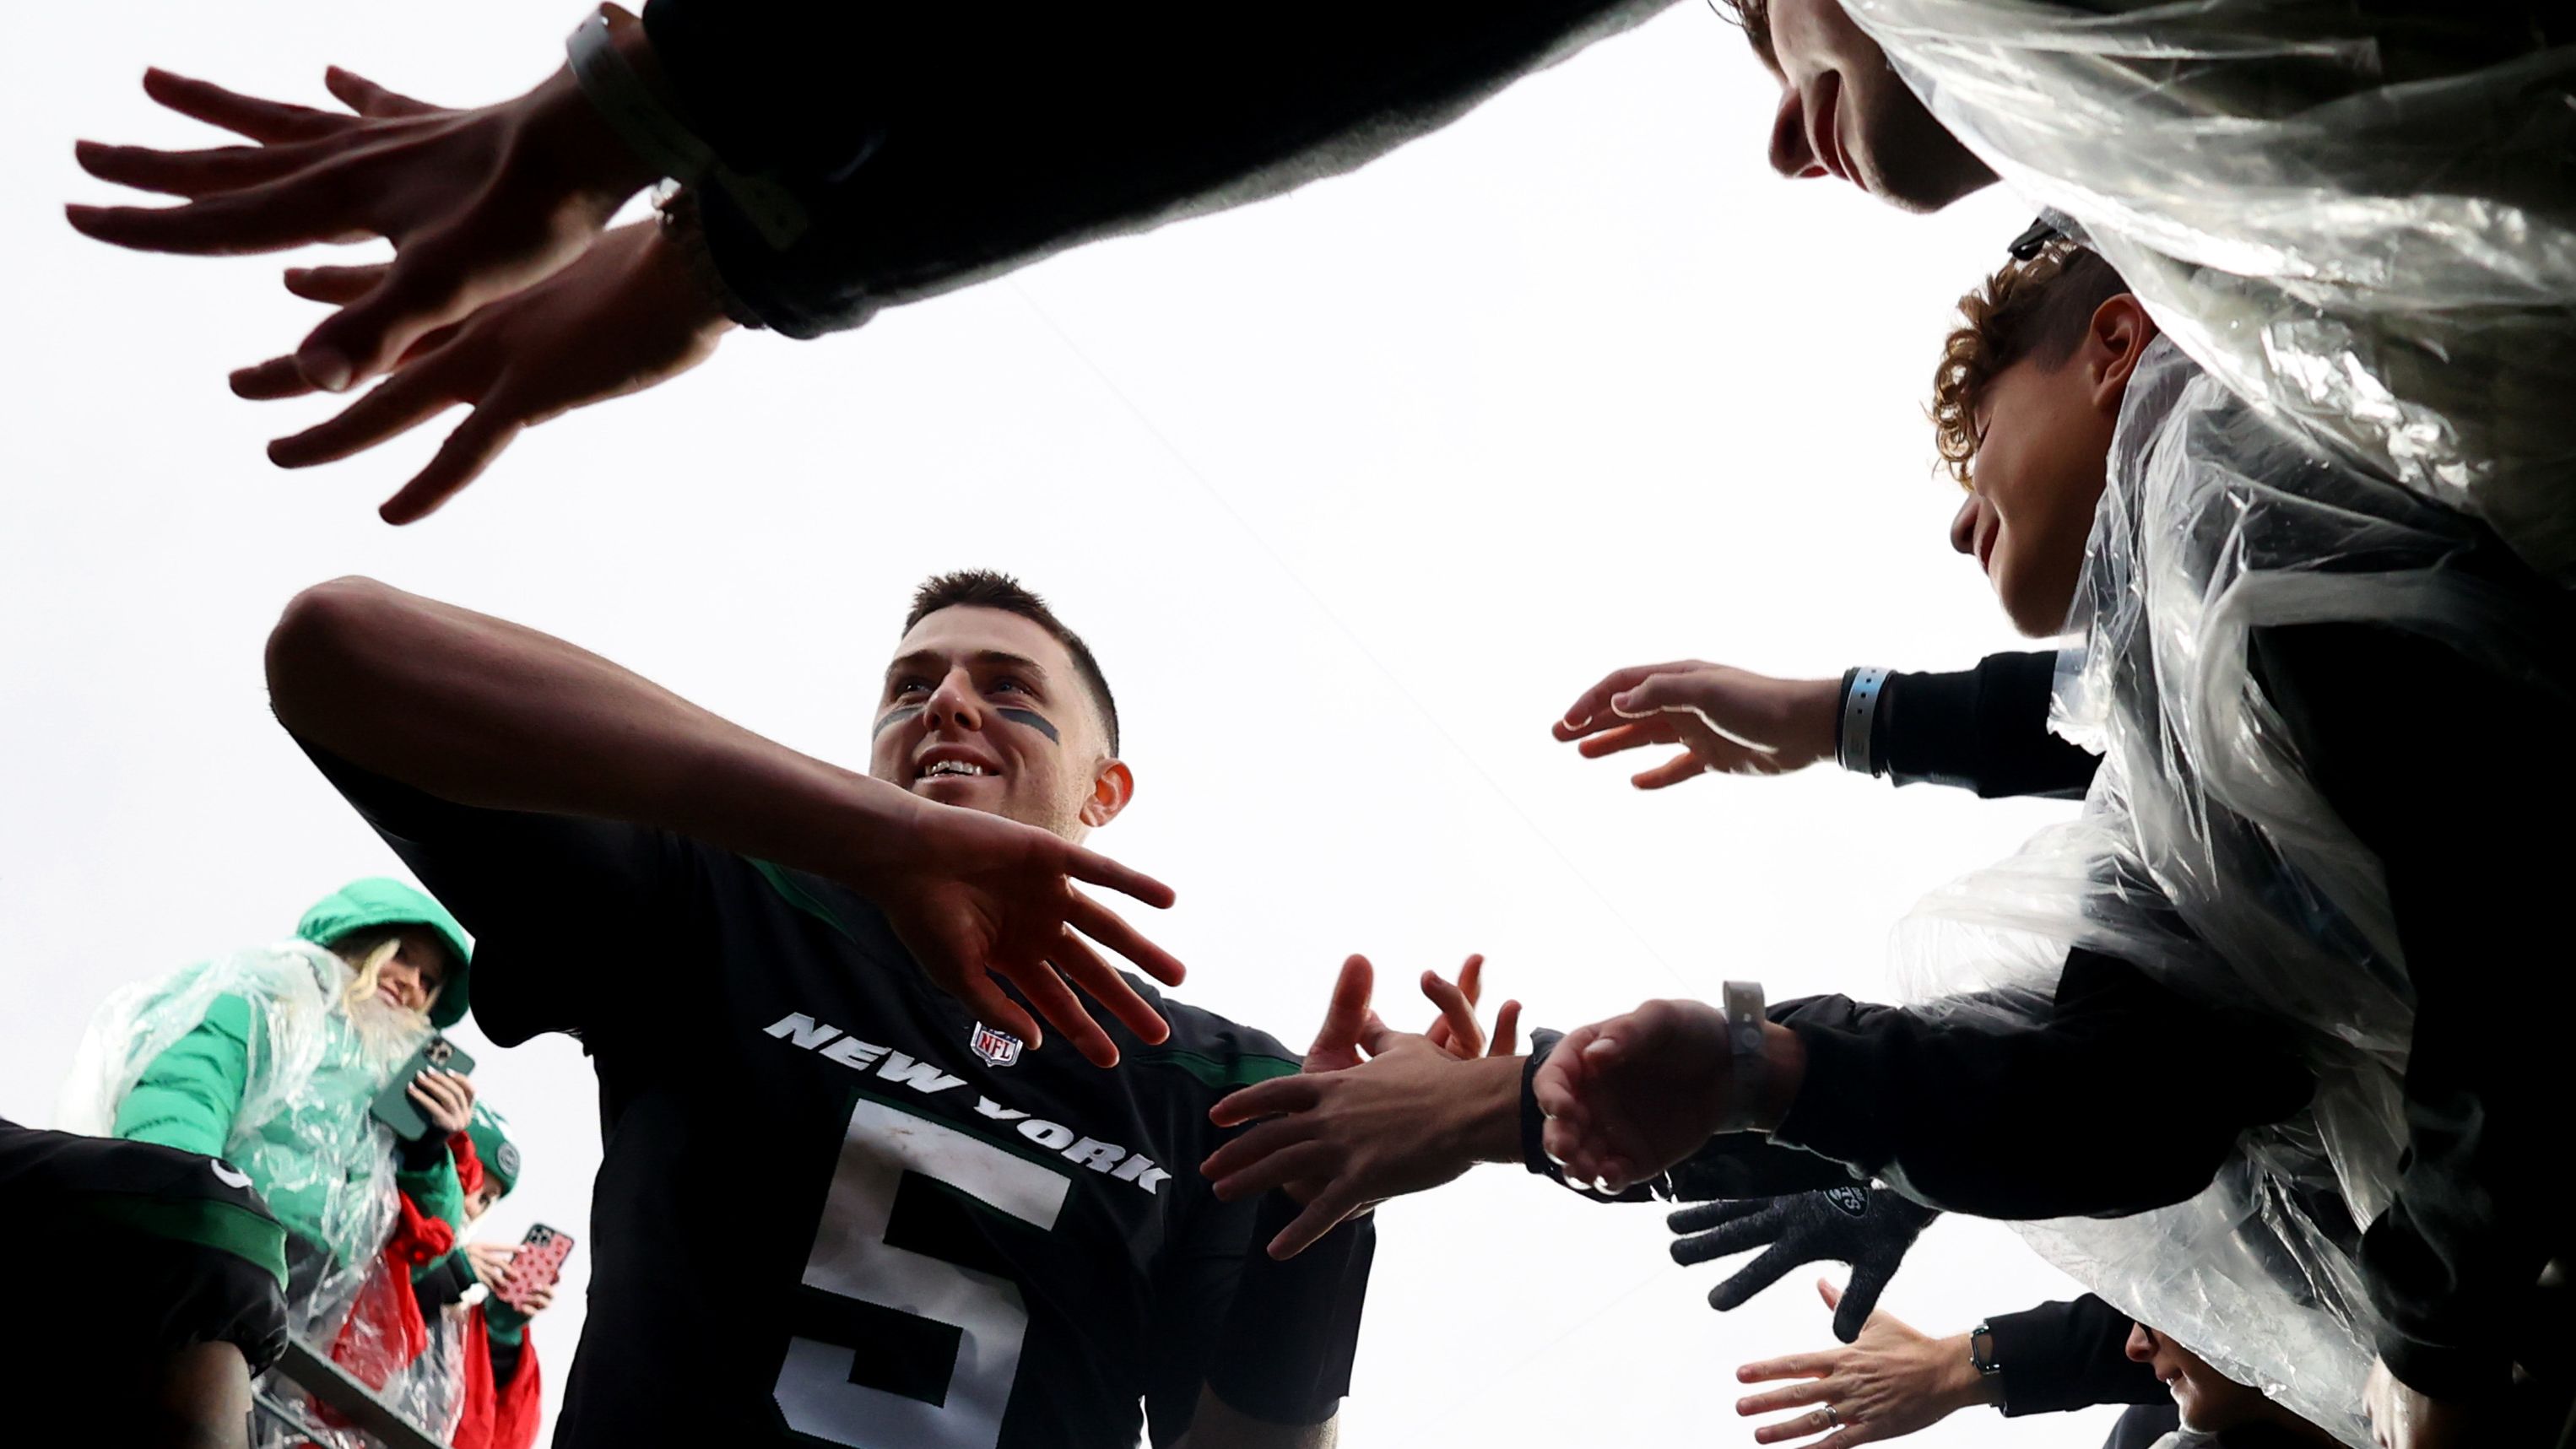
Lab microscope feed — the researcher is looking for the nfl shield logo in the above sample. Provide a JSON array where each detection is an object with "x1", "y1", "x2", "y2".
[{"x1": 971, "y1": 1022, "x2": 1024, "y2": 1068}]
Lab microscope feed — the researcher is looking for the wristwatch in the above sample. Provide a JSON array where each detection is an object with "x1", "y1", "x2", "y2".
[{"x1": 1969, "y1": 1322, "x2": 2004, "y2": 1378}]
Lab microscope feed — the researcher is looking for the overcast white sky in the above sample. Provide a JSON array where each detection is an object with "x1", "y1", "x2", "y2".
[{"x1": 3, "y1": 3, "x2": 2129, "y2": 1444}]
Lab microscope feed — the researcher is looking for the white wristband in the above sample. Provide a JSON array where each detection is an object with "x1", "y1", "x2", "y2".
[
  {"x1": 1837, "y1": 667, "x2": 1890, "y2": 776},
  {"x1": 1717, "y1": 980, "x2": 1768, "y2": 1133}
]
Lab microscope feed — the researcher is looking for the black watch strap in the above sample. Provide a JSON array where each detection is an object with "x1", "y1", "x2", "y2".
[{"x1": 1969, "y1": 1321, "x2": 2004, "y2": 1377}]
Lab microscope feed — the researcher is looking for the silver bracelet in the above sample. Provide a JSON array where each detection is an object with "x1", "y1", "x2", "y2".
[
  {"x1": 567, "y1": 8, "x2": 809, "y2": 250},
  {"x1": 1837, "y1": 666, "x2": 1891, "y2": 776},
  {"x1": 1715, "y1": 980, "x2": 1769, "y2": 1133}
]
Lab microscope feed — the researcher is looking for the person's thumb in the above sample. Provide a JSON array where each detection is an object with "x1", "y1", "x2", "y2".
[
  {"x1": 1818, "y1": 1277, "x2": 1843, "y2": 1311},
  {"x1": 1610, "y1": 673, "x2": 1693, "y2": 718}
]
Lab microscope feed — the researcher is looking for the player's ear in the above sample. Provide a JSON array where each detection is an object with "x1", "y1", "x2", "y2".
[{"x1": 1080, "y1": 759, "x2": 1134, "y2": 829}]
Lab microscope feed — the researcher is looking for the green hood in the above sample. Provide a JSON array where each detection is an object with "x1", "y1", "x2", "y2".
[
  {"x1": 295, "y1": 878, "x2": 474, "y2": 1028},
  {"x1": 466, "y1": 1100, "x2": 521, "y2": 1196}
]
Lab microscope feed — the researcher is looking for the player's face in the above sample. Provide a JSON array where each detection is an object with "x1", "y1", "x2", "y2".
[
  {"x1": 870, "y1": 607, "x2": 1123, "y2": 841},
  {"x1": 1755, "y1": 0, "x2": 1995, "y2": 213},
  {"x1": 2126, "y1": 1323, "x2": 2274, "y2": 1432},
  {"x1": 466, "y1": 1182, "x2": 503, "y2": 1223},
  {"x1": 373, "y1": 929, "x2": 451, "y2": 1016}
]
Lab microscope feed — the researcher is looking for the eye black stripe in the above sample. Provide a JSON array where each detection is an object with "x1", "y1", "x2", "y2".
[{"x1": 994, "y1": 707, "x2": 1060, "y2": 743}]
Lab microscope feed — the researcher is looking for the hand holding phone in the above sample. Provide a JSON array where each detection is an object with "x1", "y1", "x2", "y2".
[
  {"x1": 498, "y1": 1223, "x2": 574, "y2": 1313},
  {"x1": 369, "y1": 1035, "x2": 478, "y2": 1140}
]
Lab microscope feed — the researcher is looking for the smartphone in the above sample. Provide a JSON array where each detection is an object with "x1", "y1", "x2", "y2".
[
  {"x1": 498, "y1": 1222, "x2": 575, "y2": 1311},
  {"x1": 368, "y1": 1034, "x2": 477, "y2": 1140}
]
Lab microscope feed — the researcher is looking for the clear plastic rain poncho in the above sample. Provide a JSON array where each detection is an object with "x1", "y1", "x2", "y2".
[
  {"x1": 58, "y1": 940, "x2": 464, "y2": 1446},
  {"x1": 1888, "y1": 336, "x2": 2569, "y2": 1446},
  {"x1": 1846, "y1": 0, "x2": 2576, "y2": 578}
]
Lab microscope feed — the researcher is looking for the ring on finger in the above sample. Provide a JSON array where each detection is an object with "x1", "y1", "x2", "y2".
[{"x1": 1820, "y1": 1405, "x2": 1841, "y2": 1429}]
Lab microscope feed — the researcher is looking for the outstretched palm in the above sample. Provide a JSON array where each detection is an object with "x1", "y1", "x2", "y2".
[{"x1": 858, "y1": 797, "x2": 1185, "y2": 1069}]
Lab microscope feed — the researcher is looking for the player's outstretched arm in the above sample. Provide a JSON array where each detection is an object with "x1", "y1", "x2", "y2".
[
  {"x1": 1555, "y1": 661, "x2": 1840, "y2": 790},
  {"x1": 267, "y1": 576, "x2": 1182, "y2": 1066}
]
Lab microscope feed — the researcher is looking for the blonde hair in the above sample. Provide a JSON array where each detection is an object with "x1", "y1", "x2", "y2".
[
  {"x1": 1930, "y1": 241, "x2": 2132, "y2": 487},
  {"x1": 339, "y1": 935, "x2": 408, "y2": 1012}
]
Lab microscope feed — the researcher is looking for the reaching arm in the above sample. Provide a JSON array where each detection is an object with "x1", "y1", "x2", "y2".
[
  {"x1": 1535, "y1": 953, "x2": 2314, "y2": 1215},
  {"x1": 1552, "y1": 651, "x2": 2097, "y2": 798},
  {"x1": 265, "y1": 576, "x2": 1182, "y2": 1064}
]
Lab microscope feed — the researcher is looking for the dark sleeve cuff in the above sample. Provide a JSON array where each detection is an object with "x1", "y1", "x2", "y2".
[
  {"x1": 1520, "y1": 1030, "x2": 1561, "y2": 1179},
  {"x1": 1519, "y1": 1030, "x2": 1661, "y2": 1203},
  {"x1": 412, "y1": 1252, "x2": 474, "y2": 1315},
  {"x1": 1202, "y1": 1192, "x2": 1375, "y2": 1425},
  {"x1": 1985, "y1": 1296, "x2": 2162, "y2": 1416},
  {"x1": 1879, "y1": 652, "x2": 2097, "y2": 800},
  {"x1": 397, "y1": 1133, "x2": 452, "y2": 1170}
]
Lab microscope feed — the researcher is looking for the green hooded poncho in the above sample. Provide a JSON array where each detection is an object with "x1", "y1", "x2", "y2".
[{"x1": 60, "y1": 879, "x2": 474, "y2": 1284}]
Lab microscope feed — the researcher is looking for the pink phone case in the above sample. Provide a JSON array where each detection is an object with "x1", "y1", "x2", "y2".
[{"x1": 500, "y1": 1223, "x2": 574, "y2": 1310}]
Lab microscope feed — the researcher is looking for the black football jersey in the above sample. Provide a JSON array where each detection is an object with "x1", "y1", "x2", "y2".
[{"x1": 306, "y1": 744, "x2": 1360, "y2": 1449}]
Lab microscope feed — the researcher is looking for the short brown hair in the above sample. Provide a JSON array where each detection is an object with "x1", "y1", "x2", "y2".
[
  {"x1": 1930, "y1": 241, "x2": 2130, "y2": 486},
  {"x1": 904, "y1": 570, "x2": 1121, "y2": 754}
]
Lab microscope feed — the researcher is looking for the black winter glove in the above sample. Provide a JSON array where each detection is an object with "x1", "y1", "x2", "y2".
[{"x1": 1668, "y1": 1186, "x2": 1939, "y2": 1343}]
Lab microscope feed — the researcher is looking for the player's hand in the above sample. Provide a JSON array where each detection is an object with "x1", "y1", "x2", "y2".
[
  {"x1": 1203, "y1": 1019, "x2": 1519, "y2": 1258},
  {"x1": 463, "y1": 1240, "x2": 516, "y2": 1289},
  {"x1": 405, "y1": 1068, "x2": 477, "y2": 1138},
  {"x1": 1734, "y1": 1279, "x2": 1997, "y2": 1447},
  {"x1": 249, "y1": 221, "x2": 732, "y2": 522},
  {"x1": 1670, "y1": 1187, "x2": 1939, "y2": 1342},
  {"x1": 1419, "y1": 954, "x2": 1522, "y2": 1061},
  {"x1": 2365, "y1": 1359, "x2": 2477, "y2": 1449},
  {"x1": 69, "y1": 57, "x2": 658, "y2": 397},
  {"x1": 1535, "y1": 998, "x2": 1781, "y2": 1194},
  {"x1": 1277, "y1": 954, "x2": 1513, "y2": 1203},
  {"x1": 1554, "y1": 662, "x2": 1839, "y2": 788},
  {"x1": 852, "y1": 795, "x2": 1184, "y2": 1071}
]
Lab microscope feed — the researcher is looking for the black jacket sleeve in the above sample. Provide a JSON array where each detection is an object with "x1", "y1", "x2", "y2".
[
  {"x1": 2252, "y1": 616, "x2": 2576, "y2": 1399},
  {"x1": 1985, "y1": 1294, "x2": 2164, "y2": 1416},
  {"x1": 1870, "y1": 652, "x2": 2100, "y2": 800},
  {"x1": 1767, "y1": 951, "x2": 2313, "y2": 1219},
  {"x1": 637, "y1": 0, "x2": 1670, "y2": 337}
]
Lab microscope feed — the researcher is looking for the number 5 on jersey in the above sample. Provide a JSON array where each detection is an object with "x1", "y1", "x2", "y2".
[{"x1": 777, "y1": 1096, "x2": 1071, "y2": 1448}]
